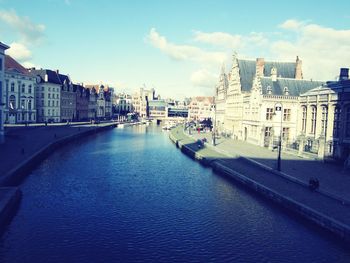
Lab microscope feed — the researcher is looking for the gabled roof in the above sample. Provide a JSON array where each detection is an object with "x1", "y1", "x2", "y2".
[
  {"x1": 237, "y1": 59, "x2": 297, "y2": 92},
  {"x1": 5, "y1": 55, "x2": 29, "y2": 75},
  {"x1": 260, "y1": 77, "x2": 324, "y2": 96}
]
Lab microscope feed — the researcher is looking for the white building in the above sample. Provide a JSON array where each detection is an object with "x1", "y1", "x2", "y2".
[
  {"x1": 0, "y1": 42, "x2": 9, "y2": 143},
  {"x1": 132, "y1": 87, "x2": 155, "y2": 118},
  {"x1": 29, "y1": 69, "x2": 61, "y2": 123},
  {"x1": 4, "y1": 55, "x2": 37, "y2": 124},
  {"x1": 188, "y1": 96, "x2": 214, "y2": 121},
  {"x1": 115, "y1": 93, "x2": 133, "y2": 114}
]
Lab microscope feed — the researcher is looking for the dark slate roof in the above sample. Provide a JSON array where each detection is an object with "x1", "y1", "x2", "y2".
[
  {"x1": 260, "y1": 77, "x2": 324, "y2": 96},
  {"x1": 29, "y1": 69, "x2": 61, "y2": 84},
  {"x1": 5, "y1": 55, "x2": 29, "y2": 75},
  {"x1": 58, "y1": 73, "x2": 71, "y2": 86},
  {"x1": 237, "y1": 59, "x2": 297, "y2": 92}
]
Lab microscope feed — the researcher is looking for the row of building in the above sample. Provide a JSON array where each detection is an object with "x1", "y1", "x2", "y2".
[
  {"x1": 0, "y1": 42, "x2": 116, "y2": 142},
  {"x1": 213, "y1": 54, "x2": 350, "y2": 162}
]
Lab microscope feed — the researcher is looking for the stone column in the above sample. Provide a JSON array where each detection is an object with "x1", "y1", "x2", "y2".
[
  {"x1": 318, "y1": 135, "x2": 325, "y2": 160},
  {"x1": 298, "y1": 135, "x2": 305, "y2": 156}
]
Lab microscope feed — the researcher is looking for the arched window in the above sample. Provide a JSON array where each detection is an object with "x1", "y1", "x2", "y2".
[
  {"x1": 333, "y1": 107, "x2": 341, "y2": 137},
  {"x1": 9, "y1": 95, "x2": 16, "y2": 109},
  {"x1": 301, "y1": 106, "x2": 307, "y2": 132},
  {"x1": 321, "y1": 106, "x2": 328, "y2": 135},
  {"x1": 311, "y1": 106, "x2": 317, "y2": 134}
]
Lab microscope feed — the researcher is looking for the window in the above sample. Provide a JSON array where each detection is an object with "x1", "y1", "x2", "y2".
[
  {"x1": 41, "y1": 93, "x2": 44, "y2": 98},
  {"x1": 28, "y1": 100, "x2": 32, "y2": 110},
  {"x1": 346, "y1": 106, "x2": 350, "y2": 138},
  {"x1": 283, "y1": 109, "x2": 291, "y2": 121},
  {"x1": 266, "y1": 108, "x2": 273, "y2": 120},
  {"x1": 283, "y1": 87, "x2": 289, "y2": 95},
  {"x1": 22, "y1": 84, "x2": 25, "y2": 93},
  {"x1": 9, "y1": 95, "x2": 16, "y2": 109},
  {"x1": 49, "y1": 87, "x2": 51, "y2": 92},
  {"x1": 48, "y1": 100, "x2": 50, "y2": 107},
  {"x1": 311, "y1": 106, "x2": 317, "y2": 134},
  {"x1": 265, "y1": 127, "x2": 272, "y2": 137},
  {"x1": 41, "y1": 86, "x2": 44, "y2": 91},
  {"x1": 48, "y1": 93, "x2": 51, "y2": 99},
  {"x1": 21, "y1": 99, "x2": 25, "y2": 109},
  {"x1": 41, "y1": 100, "x2": 44, "y2": 106},
  {"x1": 48, "y1": 109, "x2": 51, "y2": 116},
  {"x1": 333, "y1": 107, "x2": 341, "y2": 138},
  {"x1": 266, "y1": 86, "x2": 272, "y2": 95},
  {"x1": 282, "y1": 127, "x2": 290, "y2": 140},
  {"x1": 301, "y1": 106, "x2": 307, "y2": 132},
  {"x1": 11, "y1": 83, "x2": 15, "y2": 92},
  {"x1": 321, "y1": 106, "x2": 328, "y2": 135},
  {"x1": 28, "y1": 85, "x2": 32, "y2": 93}
]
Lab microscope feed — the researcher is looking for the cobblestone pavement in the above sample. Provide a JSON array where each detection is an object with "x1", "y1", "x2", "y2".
[{"x1": 191, "y1": 130, "x2": 350, "y2": 201}]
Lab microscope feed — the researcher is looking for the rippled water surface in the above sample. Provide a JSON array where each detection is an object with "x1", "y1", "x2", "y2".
[{"x1": 0, "y1": 125, "x2": 349, "y2": 262}]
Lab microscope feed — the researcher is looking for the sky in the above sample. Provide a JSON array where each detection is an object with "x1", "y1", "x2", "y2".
[{"x1": 0, "y1": 0, "x2": 350, "y2": 99}]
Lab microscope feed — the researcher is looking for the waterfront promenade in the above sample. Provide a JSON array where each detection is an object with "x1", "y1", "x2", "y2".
[{"x1": 169, "y1": 126, "x2": 350, "y2": 241}]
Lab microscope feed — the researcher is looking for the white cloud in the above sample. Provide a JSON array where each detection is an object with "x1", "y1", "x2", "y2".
[
  {"x1": 0, "y1": 9, "x2": 45, "y2": 44},
  {"x1": 7, "y1": 42, "x2": 32, "y2": 61},
  {"x1": 193, "y1": 31, "x2": 242, "y2": 49},
  {"x1": 272, "y1": 20, "x2": 350, "y2": 80},
  {"x1": 146, "y1": 28, "x2": 226, "y2": 66},
  {"x1": 190, "y1": 69, "x2": 217, "y2": 89}
]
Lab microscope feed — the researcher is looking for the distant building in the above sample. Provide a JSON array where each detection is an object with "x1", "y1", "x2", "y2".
[
  {"x1": 298, "y1": 68, "x2": 350, "y2": 162},
  {"x1": 75, "y1": 84, "x2": 89, "y2": 121},
  {"x1": 214, "y1": 64, "x2": 228, "y2": 134},
  {"x1": 4, "y1": 55, "x2": 36, "y2": 124},
  {"x1": 29, "y1": 69, "x2": 62, "y2": 123},
  {"x1": 132, "y1": 87, "x2": 155, "y2": 118},
  {"x1": 188, "y1": 96, "x2": 214, "y2": 121},
  {"x1": 0, "y1": 42, "x2": 9, "y2": 143},
  {"x1": 148, "y1": 100, "x2": 167, "y2": 119},
  {"x1": 115, "y1": 93, "x2": 133, "y2": 115},
  {"x1": 59, "y1": 72, "x2": 75, "y2": 122},
  {"x1": 86, "y1": 86, "x2": 97, "y2": 120}
]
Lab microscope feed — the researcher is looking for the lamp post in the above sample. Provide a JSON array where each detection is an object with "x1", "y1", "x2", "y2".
[
  {"x1": 275, "y1": 103, "x2": 283, "y2": 171},
  {"x1": 212, "y1": 98, "x2": 216, "y2": 146}
]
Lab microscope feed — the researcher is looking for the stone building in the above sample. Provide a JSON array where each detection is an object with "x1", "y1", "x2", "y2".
[
  {"x1": 132, "y1": 87, "x2": 155, "y2": 118},
  {"x1": 214, "y1": 64, "x2": 228, "y2": 134},
  {"x1": 30, "y1": 69, "x2": 61, "y2": 123},
  {"x1": 217, "y1": 54, "x2": 322, "y2": 148},
  {"x1": 0, "y1": 42, "x2": 9, "y2": 143},
  {"x1": 87, "y1": 86, "x2": 97, "y2": 120},
  {"x1": 3, "y1": 55, "x2": 36, "y2": 124},
  {"x1": 188, "y1": 96, "x2": 214, "y2": 121},
  {"x1": 148, "y1": 100, "x2": 167, "y2": 119},
  {"x1": 115, "y1": 93, "x2": 133, "y2": 115},
  {"x1": 75, "y1": 84, "x2": 89, "y2": 121},
  {"x1": 58, "y1": 72, "x2": 75, "y2": 122},
  {"x1": 298, "y1": 68, "x2": 350, "y2": 162}
]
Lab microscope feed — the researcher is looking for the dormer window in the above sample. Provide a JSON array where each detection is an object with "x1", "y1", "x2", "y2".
[
  {"x1": 266, "y1": 85, "x2": 272, "y2": 95},
  {"x1": 283, "y1": 87, "x2": 289, "y2": 95}
]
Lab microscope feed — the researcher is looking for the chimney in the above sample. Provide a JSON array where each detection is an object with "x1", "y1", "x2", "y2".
[
  {"x1": 295, "y1": 56, "x2": 303, "y2": 80},
  {"x1": 256, "y1": 58, "x2": 265, "y2": 76},
  {"x1": 56, "y1": 69, "x2": 59, "y2": 74},
  {"x1": 45, "y1": 74, "x2": 48, "y2": 82},
  {"x1": 339, "y1": 68, "x2": 349, "y2": 81}
]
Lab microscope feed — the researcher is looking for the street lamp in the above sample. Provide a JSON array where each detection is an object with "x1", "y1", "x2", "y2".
[
  {"x1": 275, "y1": 103, "x2": 283, "y2": 171},
  {"x1": 212, "y1": 98, "x2": 216, "y2": 146}
]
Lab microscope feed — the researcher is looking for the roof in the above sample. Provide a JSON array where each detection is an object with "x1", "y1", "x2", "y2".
[
  {"x1": 237, "y1": 59, "x2": 297, "y2": 92},
  {"x1": 260, "y1": 77, "x2": 324, "y2": 96},
  {"x1": 191, "y1": 96, "x2": 214, "y2": 104},
  {"x1": 0, "y1": 42, "x2": 9, "y2": 51},
  {"x1": 148, "y1": 100, "x2": 167, "y2": 107},
  {"x1": 5, "y1": 55, "x2": 29, "y2": 75},
  {"x1": 29, "y1": 69, "x2": 60, "y2": 84}
]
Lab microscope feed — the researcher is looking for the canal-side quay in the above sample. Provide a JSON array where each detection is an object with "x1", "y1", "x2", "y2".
[
  {"x1": 0, "y1": 122, "x2": 118, "y2": 231},
  {"x1": 169, "y1": 126, "x2": 350, "y2": 242}
]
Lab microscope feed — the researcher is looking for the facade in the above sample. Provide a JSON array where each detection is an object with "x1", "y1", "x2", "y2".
[
  {"x1": 214, "y1": 64, "x2": 229, "y2": 134},
  {"x1": 104, "y1": 86, "x2": 113, "y2": 119},
  {"x1": 96, "y1": 85, "x2": 105, "y2": 119},
  {"x1": 298, "y1": 68, "x2": 350, "y2": 162},
  {"x1": 59, "y1": 72, "x2": 76, "y2": 122},
  {"x1": 75, "y1": 84, "x2": 89, "y2": 121},
  {"x1": 216, "y1": 54, "x2": 322, "y2": 147},
  {"x1": 87, "y1": 86, "x2": 97, "y2": 120},
  {"x1": 30, "y1": 69, "x2": 61, "y2": 123},
  {"x1": 148, "y1": 100, "x2": 167, "y2": 119},
  {"x1": 132, "y1": 87, "x2": 155, "y2": 118},
  {"x1": 188, "y1": 96, "x2": 214, "y2": 121},
  {"x1": 0, "y1": 42, "x2": 9, "y2": 143},
  {"x1": 3, "y1": 55, "x2": 36, "y2": 124},
  {"x1": 115, "y1": 93, "x2": 133, "y2": 115}
]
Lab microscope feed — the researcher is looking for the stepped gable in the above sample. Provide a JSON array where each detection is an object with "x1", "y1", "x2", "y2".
[
  {"x1": 5, "y1": 55, "x2": 29, "y2": 75},
  {"x1": 260, "y1": 77, "x2": 324, "y2": 96}
]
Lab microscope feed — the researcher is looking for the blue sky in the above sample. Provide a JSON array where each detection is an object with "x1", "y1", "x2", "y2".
[{"x1": 0, "y1": 0, "x2": 350, "y2": 99}]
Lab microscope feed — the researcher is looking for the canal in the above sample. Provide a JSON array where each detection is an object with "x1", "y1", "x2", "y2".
[{"x1": 0, "y1": 125, "x2": 349, "y2": 262}]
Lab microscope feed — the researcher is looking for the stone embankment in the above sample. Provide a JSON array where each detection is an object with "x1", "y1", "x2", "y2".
[
  {"x1": 0, "y1": 122, "x2": 117, "y2": 233},
  {"x1": 169, "y1": 126, "x2": 350, "y2": 242}
]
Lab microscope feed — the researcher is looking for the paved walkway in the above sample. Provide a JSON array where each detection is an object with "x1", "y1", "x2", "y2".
[
  {"x1": 0, "y1": 122, "x2": 115, "y2": 180},
  {"x1": 191, "y1": 130, "x2": 350, "y2": 201},
  {"x1": 170, "y1": 126, "x2": 350, "y2": 231}
]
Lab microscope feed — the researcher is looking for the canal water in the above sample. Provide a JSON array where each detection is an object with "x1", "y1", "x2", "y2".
[{"x1": 0, "y1": 125, "x2": 349, "y2": 262}]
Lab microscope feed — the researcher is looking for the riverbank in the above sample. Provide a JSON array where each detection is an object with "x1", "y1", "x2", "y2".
[
  {"x1": 169, "y1": 126, "x2": 350, "y2": 242},
  {"x1": 0, "y1": 122, "x2": 118, "y2": 232}
]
